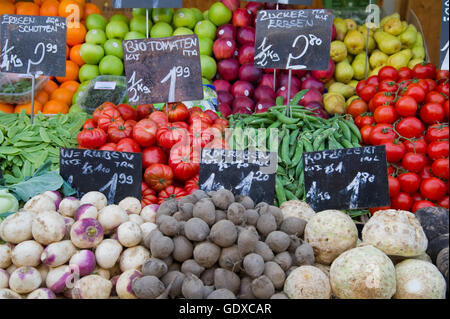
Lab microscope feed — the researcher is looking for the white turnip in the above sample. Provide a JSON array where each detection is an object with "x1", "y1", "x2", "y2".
[
  {"x1": 24, "y1": 194, "x2": 56, "y2": 213},
  {"x1": 63, "y1": 217, "x2": 74, "y2": 240},
  {"x1": 43, "y1": 191, "x2": 62, "y2": 211},
  {"x1": 31, "y1": 211, "x2": 66, "y2": 245},
  {"x1": 6, "y1": 264, "x2": 17, "y2": 274},
  {"x1": 41, "y1": 240, "x2": 77, "y2": 267},
  {"x1": 11, "y1": 240, "x2": 44, "y2": 267},
  {"x1": 92, "y1": 266, "x2": 110, "y2": 280},
  {"x1": 140, "y1": 205, "x2": 159, "y2": 223},
  {"x1": 140, "y1": 222, "x2": 157, "y2": 242},
  {"x1": 95, "y1": 239, "x2": 122, "y2": 269},
  {"x1": 120, "y1": 246, "x2": 150, "y2": 272},
  {"x1": 72, "y1": 275, "x2": 112, "y2": 299},
  {"x1": 0, "y1": 211, "x2": 35, "y2": 244},
  {"x1": 117, "y1": 221, "x2": 142, "y2": 247},
  {"x1": 116, "y1": 269, "x2": 142, "y2": 299},
  {"x1": 69, "y1": 250, "x2": 96, "y2": 277},
  {"x1": 74, "y1": 204, "x2": 98, "y2": 221},
  {"x1": 0, "y1": 269, "x2": 9, "y2": 288},
  {"x1": 0, "y1": 244, "x2": 12, "y2": 268},
  {"x1": 45, "y1": 265, "x2": 72, "y2": 293},
  {"x1": 80, "y1": 191, "x2": 107, "y2": 211},
  {"x1": 98, "y1": 205, "x2": 129, "y2": 234},
  {"x1": 119, "y1": 197, "x2": 141, "y2": 215},
  {"x1": 0, "y1": 288, "x2": 21, "y2": 299},
  {"x1": 27, "y1": 288, "x2": 56, "y2": 299},
  {"x1": 70, "y1": 218, "x2": 104, "y2": 249},
  {"x1": 9, "y1": 266, "x2": 42, "y2": 294},
  {"x1": 58, "y1": 197, "x2": 81, "y2": 217},
  {"x1": 37, "y1": 264, "x2": 49, "y2": 287},
  {"x1": 129, "y1": 214, "x2": 144, "y2": 226}
]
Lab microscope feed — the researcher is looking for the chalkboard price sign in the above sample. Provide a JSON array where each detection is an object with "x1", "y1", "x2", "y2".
[
  {"x1": 113, "y1": 0, "x2": 182, "y2": 8},
  {"x1": 123, "y1": 35, "x2": 204, "y2": 105},
  {"x1": 440, "y1": 0, "x2": 449, "y2": 70},
  {"x1": 254, "y1": 9, "x2": 333, "y2": 70},
  {"x1": 59, "y1": 148, "x2": 143, "y2": 204},
  {"x1": 303, "y1": 146, "x2": 390, "y2": 211},
  {"x1": 0, "y1": 15, "x2": 67, "y2": 77},
  {"x1": 199, "y1": 148, "x2": 277, "y2": 204}
]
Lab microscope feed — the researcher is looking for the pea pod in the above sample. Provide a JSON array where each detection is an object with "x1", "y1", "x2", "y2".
[
  {"x1": 346, "y1": 119, "x2": 362, "y2": 143},
  {"x1": 290, "y1": 141, "x2": 304, "y2": 168},
  {"x1": 341, "y1": 139, "x2": 354, "y2": 149},
  {"x1": 313, "y1": 128, "x2": 336, "y2": 151},
  {"x1": 337, "y1": 120, "x2": 352, "y2": 141},
  {"x1": 271, "y1": 110, "x2": 300, "y2": 125},
  {"x1": 281, "y1": 131, "x2": 291, "y2": 166},
  {"x1": 275, "y1": 176, "x2": 287, "y2": 204},
  {"x1": 284, "y1": 189, "x2": 298, "y2": 201},
  {"x1": 301, "y1": 138, "x2": 314, "y2": 153}
]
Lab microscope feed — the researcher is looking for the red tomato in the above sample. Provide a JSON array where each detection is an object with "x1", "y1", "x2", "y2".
[
  {"x1": 391, "y1": 192, "x2": 413, "y2": 211},
  {"x1": 162, "y1": 102, "x2": 189, "y2": 122},
  {"x1": 149, "y1": 111, "x2": 169, "y2": 128},
  {"x1": 136, "y1": 104, "x2": 156, "y2": 120},
  {"x1": 420, "y1": 177, "x2": 447, "y2": 201},
  {"x1": 190, "y1": 112, "x2": 213, "y2": 127},
  {"x1": 416, "y1": 79, "x2": 430, "y2": 94},
  {"x1": 370, "y1": 92, "x2": 395, "y2": 112},
  {"x1": 169, "y1": 145, "x2": 200, "y2": 181},
  {"x1": 420, "y1": 165, "x2": 434, "y2": 180},
  {"x1": 156, "y1": 124, "x2": 189, "y2": 149},
  {"x1": 97, "y1": 108, "x2": 123, "y2": 132},
  {"x1": 402, "y1": 152, "x2": 427, "y2": 173},
  {"x1": 378, "y1": 66, "x2": 398, "y2": 82},
  {"x1": 425, "y1": 124, "x2": 449, "y2": 143},
  {"x1": 412, "y1": 62, "x2": 436, "y2": 79},
  {"x1": 132, "y1": 119, "x2": 158, "y2": 147},
  {"x1": 107, "y1": 121, "x2": 133, "y2": 143},
  {"x1": 116, "y1": 104, "x2": 137, "y2": 121},
  {"x1": 188, "y1": 106, "x2": 203, "y2": 115},
  {"x1": 142, "y1": 146, "x2": 167, "y2": 168},
  {"x1": 437, "y1": 196, "x2": 449, "y2": 209},
  {"x1": 436, "y1": 69, "x2": 449, "y2": 82},
  {"x1": 404, "y1": 84, "x2": 426, "y2": 103},
  {"x1": 432, "y1": 158, "x2": 449, "y2": 180},
  {"x1": 83, "y1": 119, "x2": 97, "y2": 129},
  {"x1": 425, "y1": 79, "x2": 437, "y2": 92},
  {"x1": 425, "y1": 91, "x2": 446, "y2": 105},
  {"x1": 398, "y1": 172, "x2": 421, "y2": 194},
  {"x1": 116, "y1": 138, "x2": 141, "y2": 153},
  {"x1": 427, "y1": 141, "x2": 449, "y2": 160},
  {"x1": 411, "y1": 192, "x2": 424, "y2": 202},
  {"x1": 403, "y1": 138, "x2": 427, "y2": 154},
  {"x1": 171, "y1": 121, "x2": 189, "y2": 130},
  {"x1": 189, "y1": 126, "x2": 214, "y2": 149},
  {"x1": 144, "y1": 164, "x2": 174, "y2": 192},
  {"x1": 436, "y1": 82, "x2": 449, "y2": 96},
  {"x1": 388, "y1": 175, "x2": 401, "y2": 197},
  {"x1": 204, "y1": 110, "x2": 220, "y2": 122},
  {"x1": 366, "y1": 75, "x2": 379, "y2": 87},
  {"x1": 412, "y1": 200, "x2": 436, "y2": 213},
  {"x1": 374, "y1": 105, "x2": 397, "y2": 124},
  {"x1": 445, "y1": 100, "x2": 449, "y2": 120},
  {"x1": 157, "y1": 186, "x2": 187, "y2": 205},
  {"x1": 395, "y1": 96, "x2": 418, "y2": 117},
  {"x1": 359, "y1": 84, "x2": 377, "y2": 103},
  {"x1": 99, "y1": 143, "x2": 117, "y2": 151},
  {"x1": 360, "y1": 125, "x2": 374, "y2": 145},
  {"x1": 77, "y1": 128, "x2": 107, "y2": 149},
  {"x1": 92, "y1": 102, "x2": 116, "y2": 123},
  {"x1": 215, "y1": 118, "x2": 229, "y2": 127},
  {"x1": 383, "y1": 141, "x2": 405, "y2": 163},
  {"x1": 378, "y1": 80, "x2": 398, "y2": 93},
  {"x1": 369, "y1": 124, "x2": 396, "y2": 145},
  {"x1": 369, "y1": 206, "x2": 391, "y2": 215},
  {"x1": 395, "y1": 117, "x2": 425, "y2": 139},
  {"x1": 355, "y1": 114, "x2": 375, "y2": 129},
  {"x1": 184, "y1": 175, "x2": 199, "y2": 194},
  {"x1": 420, "y1": 103, "x2": 445, "y2": 125},
  {"x1": 398, "y1": 67, "x2": 413, "y2": 80},
  {"x1": 347, "y1": 99, "x2": 368, "y2": 118},
  {"x1": 356, "y1": 79, "x2": 367, "y2": 96},
  {"x1": 387, "y1": 166, "x2": 395, "y2": 175},
  {"x1": 141, "y1": 187, "x2": 158, "y2": 207}
]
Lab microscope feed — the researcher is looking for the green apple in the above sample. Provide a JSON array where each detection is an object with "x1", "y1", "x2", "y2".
[
  {"x1": 194, "y1": 20, "x2": 217, "y2": 40},
  {"x1": 85, "y1": 29, "x2": 107, "y2": 45},
  {"x1": 69, "y1": 104, "x2": 83, "y2": 113},
  {"x1": 124, "y1": 31, "x2": 146, "y2": 40},
  {"x1": 200, "y1": 55, "x2": 217, "y2": 80},
  {"x1": 202, "y1": 77, "x2": 212, "y2": 85},
  {"x1": 190, "y1": 8, "x2": 204, "y2": 24},
  {"x1": 109, "y1": 14, "x2": 129, "y2": 25},
  {"x1": 203, "y1": 10, "x2": 209, "y2": 21},
  {"x1": 99, "y1": 55, "x2": 124, "y2": 76},
  {"x1": 80, "y1": 43, "x2": 104, "y2": 64},
  {"x1": 130, "y1": 15, "x2": 151, "y2": 35},
  {"x1": 78, "y1": 64, "x2": 99, "y2": 84},
  {"x1": 173, "y1": 8, "x2": 196, "y2": 29},
  {"x1": 106, "y1": 21, "x2": 129, "y2": 40},
  {"x1": 198, "y1": 36, "x2": 213, "y2": 56},
  {"x1": 85, "y1": 14, "x2": 107, "y2": 31},
  {"x1": 208, "y1": 2, "x2": 232, "y2": 27},
  {"x1": 132, "y1": 8, "x2": 148, "y2": 17},
  {"x1": 152, "y1": 8, "x2": 174, "y2": 24},
  {"x1": 104, "y1": 39, "x2": 123, "y2": 59},
  {"x1": 173, "y1": 27, "x2": 194, "y2": 36},
  {"x1": 150, "y1": 22, "x2": 173, "y2": 38}
]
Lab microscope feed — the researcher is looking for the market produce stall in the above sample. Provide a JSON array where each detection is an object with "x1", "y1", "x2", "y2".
[{"x1": 0, "y1": 0, "x2": 448, "y2": 301}]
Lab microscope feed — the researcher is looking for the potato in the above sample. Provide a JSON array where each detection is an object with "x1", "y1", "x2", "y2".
[
  {"x1": 157, "y1": 215, "x2": 179, "y2": 237},
  {"x1": 219, "y1": 246, "x2": 242, "y2": 272},
  {"x1": 295, "y1": 243, "x2": 315, "y2": 266},
  {"x1": 305, "y1": 210, "x2": 358, "y2": 265},
  {"x1": 284, "y1": 266, "x2": 331, "y2": 299},
  {"x1": 207, "y1": 288, "x2": 236, "y2": 299},
  {"x1": 235, "y1": 195, "x2": 255, "y2": 209},
  {"x1": 244, "y1": 209, "x2": 259, "y2": 226},
  {"x1": 141, "y1": 258, "x2": 168, "y2": 278},
  {"x1": 209, "y1": 220, "x2": 237, "y2": 248},
  {"x1": 214, "y1": 268, "x2": 240, "y2": 294},
  {"x1": 251, "y1": 275, "x2": 275, "y2": 299},
  {"x1": 243, "y1": 253, "x2": 265, "y2": 278},
  {"x1": 193, "y1": 199, "x2": 216, "y2": 226},
  {"x1": 239, "y1": 276, "x2": 256, "y2": 299},
  {"x1": 264, "y1": 261, "x2": 286, "y2": 290},
  {"x1": 132, "y1": 276, "x2": 165, "y2": 299},
  {"x1": 179, "y1": 203, "x2": 194, "y2": 219},
  {"x1": 271, "y1": 292, "x2": 289, "y2": 299},
  {"x1": 256, "y1": 213, "x2": 277, "y2": 237},
  {"x1": 193, "y1": 242, "x2": 221, "y2": 268},
  {"x1": 172, "y1": 236, "x2": 193, "y2": 262},
  {"x1": 274, "y1": 252, "x2": 292, "y2": 272},
  {"x1": 254, "y1": 241, "x2": 274, "y2": 262},
  {"x1": 192, "y1": 190, "x2": 208, "y2": 201},
  {"x1": 211, "y1": 189, "x2": 235, "y2": 210},
  {"x1": 237, "y1": 228, "x2": 259, "y2": 257},
  {"x1": 161, "y1": 271, "x2": 185, "y2": 298},
  {"x1": 280, "y1": 217, "x2": 307, "y2": 236},
  {"x1": 182, "y1": 274, "x2": 204, "y2": 299},
  {"x1": 150, "y1": 236, "x2": 174, "y2": 259},
  {"x1": 288, "y1": 236, "x2": 303, "y2": 254},
  {"x1": 266, "y1": 231, "x2": 290, "y2": 253},
  {"x1": 184, "y1": 218, "x2": 210, "y2": 242},
  {"x1": 156, "y1": 200, "x2": 178, "y2": 217},
  {"x1": 200, "y1": 267, "x2": 216, "y2": 286},
  {"x1": 181, "y1": 259, "x2": 205, "y2": 277},
  {"x1": 215, "y1": 210, "x2": 227, "y2": 222}
]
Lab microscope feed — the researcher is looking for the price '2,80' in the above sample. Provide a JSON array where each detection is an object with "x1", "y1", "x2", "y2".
[{"x1": 286, "y1": 34, "x2": 322, "y2": 70}]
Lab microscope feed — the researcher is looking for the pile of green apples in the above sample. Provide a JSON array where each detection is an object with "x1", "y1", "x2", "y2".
[{"x1": 330, "y1": 13, "x2": 427, "y2": 89}]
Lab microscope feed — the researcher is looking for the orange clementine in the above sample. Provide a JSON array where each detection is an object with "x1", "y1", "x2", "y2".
[
  {"x1": 84, "y1": 3, "x2": 101, "y2": 16},
  {"x1": 0, "y1": 103, "x2": 14, "y2": 113},
  {"x1": 66, "y1": 23, "x2": 86, "y2": 46},
  {"x1": 55, "y1": 60, "x2": 79, "y2": 83},
  {"x1": 40, "y1": 0, "x2": 59, "y2": 16},
  {"x1": 66, "y1": 44, "x2": 69, "y2": 59},
  {"x1": 60, "y1": 80, "x2": 79, "y2": 93},
  {"x1": 16, "y1": 2, "x2": 40, "y2": 16},
  {"x1": 43, "y1": 80, "x2": 58, "y2": 95},
  {"x1": 43, "y1": 99, "x2": 69, "y2": 114},
  {"x1": 58, "y1": 0, "x2": 84, "y2": 20},
  {"x1": 15, "y1": 101, "x2": 43, "y2": 114},
  {"x1": 0, "y1": 1, "x2": 15, "y2": 15},
  {"x1": 50, "y1": 87, "x2": 73, "y2": 106},
  {"x1": 69, "y1": 44, "x2": 84, "y2": 66},
  {"x1": 36, "y1": 90, "x2": 49, "y2": 105}
]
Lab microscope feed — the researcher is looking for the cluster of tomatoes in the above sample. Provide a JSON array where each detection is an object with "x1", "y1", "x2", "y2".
[
  {"x1": 76, "y1": 102, "x2": 229, "y2": 207},
  {"x1": 346, "y1": 63, "x2": 449, "y2": 213}
]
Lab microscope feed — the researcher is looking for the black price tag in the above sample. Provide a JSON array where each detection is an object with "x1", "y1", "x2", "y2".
[
  {"x1": 0, "y1": 15, "x2": 67, "y2": 77},
  {"x1": 303, "y1": 146, "x2": 390, "y2": 212},
  {"x1": 199, "y1": 148, "x2": 277, "y2": 204},
  {"x1": 59, "y1": 148, "x2": 143, "y2": 204},
  {"x1": 113, "y1": 0, "x2": 182, "y2": 8},
  {"x1": 253, "y1": 0, "x2": 314, "y2": 5},
  {"x1": 440, "y1": 0, "x2": 449, "y2": 70},
  {"x1": 254, "y1": 9, "x2": 333, "y2": 70},
  {"x1": 123, "y1": 34, "x2": 204, "y2": 105}
]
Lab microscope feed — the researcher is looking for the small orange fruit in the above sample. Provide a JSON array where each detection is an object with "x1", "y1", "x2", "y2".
[
  {"x1": 43, "y1": 80, "x2": 59, "y2": 95},
  {"x1": 69, "y1": 44, "x2": 84, "y2": 66},
  {"x1": 15, "y1": 101, "x2": 43, "y2": 114},
  {"x1": 0, "y1": 103, "x2": 14, "y2": 113},
  {"x1": 58, "y1": 0, "x2": 84, "y2": 20},
  {"x1": 43, "y1": 99, "x2": 69, "y2": 114},
  {"x1": 84, "y1": 3, "x2": 101, "y2": 16},
  {"x1": 66, "y1": 23, "x2": 86, "y2": 46},
  {"x1": 39, "y1": 0, "x2": 59, "y2": 16},
  {"x1": 16, "y1": 2, "x2": 40, "y2": 16},
  {"x1": 60, "y1": 80, "x2": 80, "y2": 93},
  {"x1": 36, "y1": 90, "x2": 49, "y2": 105},
  {"x1": 0, "y1": 1, "x2": 15, "y2": 15},
  {"x1": 51, "y1": 87, "x2": 73, "y2": 106},
  {"x1": 56, "y1": 60, "x2": 79, "y2": 83}
]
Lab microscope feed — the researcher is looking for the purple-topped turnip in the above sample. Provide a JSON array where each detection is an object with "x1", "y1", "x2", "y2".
[
  {"x1": 118, "y1": 221, "x2": 143, "y2": 247},
  {"x1": 9, "y1": 266, "x2": 42, "y2": 294},
  {"x1": 80, "y1": 191, "x2": 107, "y2": 211},
  {"x1": 120, "y1": 246, "x2": 150, "y2": 272},
  {"x1": 116, "y1": 269, "x2": 142, "y2": 299},
  {"x1": 74, "y1": 204, "x2": 98, "y2": 221},
  {"x1": 0, "y1": 288, "x2": 21, "y2": 299},
  {"x1": 0, "y1": 244, "x2": 12, "y2": 268},
  {"x1": 69, "y1": 250, "x2": 96, "y2": 277},
  {"x1": 70, "y1": 218, "x2": 104, "y2": 249},
  {"x1": 41, "y1": 240, "x2": 77, "y2": 267},
  {"x1": 140, "y1": 204, "x2": 159, "y2": 223},
  {"x1": 11, "y1": 240, "x2": 43, "y2": 267},
  {"x1": 24, "y1": 194, "x2": 56, "y2": 213},
  {"x1": 43, "y1": 191, "x2": 62, "y2": 211},
  {"x1": 0, "y1": 269, "x2": 9, "y2": 289},
  {"x1": 45, "y1": 265, "x2": 72, "y2": 293},
  {"x1": 72, "y1": 274, "x2": 113, "y2": 299},
  {"x1": 27, "y1": 288, "x2": 56, "y2": 299},
  {"x1": 118, "y1": 197, "x2": 141, "y2": 215},
  {"x1": 58, "y1": 197, "x2": 80, "y2": 217}
]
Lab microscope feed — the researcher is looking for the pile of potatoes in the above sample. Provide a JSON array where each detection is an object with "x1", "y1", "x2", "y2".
[{"x1": 132, "y1": 189, "x2": 321, "y2": 299}]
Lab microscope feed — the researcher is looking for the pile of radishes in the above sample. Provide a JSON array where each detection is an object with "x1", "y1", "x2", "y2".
[{"x1": 0, "y1": 190, "x2": 159, "y2": 299}]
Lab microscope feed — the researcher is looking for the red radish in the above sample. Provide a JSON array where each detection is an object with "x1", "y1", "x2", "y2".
[
  {"x1": 232, "y1": 80, "x2": 255, "y2": 98},
  {"x1": 255, "y1": 85, "x2": 276, "y2": 101},
  {"x1": 232, "y1": 8, "x2": 253, "y2": 27},
  {"x1": 213, "y1": 80, "x2": 232, "y2": 92},
  {"x1": 217, "y1": 58, "x2": 240, "y2": 81},
  {"x1": 246, "y1": 1, "x2": 264, "y2": 15},
  {"x1": 260, "y1": 74, "x2": 275, "y2": 90},
  {"x1": 239, "y1": 63, "x2": 262, "y2": 83},
  {"x1": 216, "y1": 24, "x2": 236, "y2": 40},
  {"x1": 238, "y1": 43, "x2": 255, "y2": 65},
  {"x1": 300, "y1": 88, "x2": 323, "y2": 106},
  {"x1": 213, "y1": 38, "x2": 237, "y2": 60},
  {"x1": 311, "y1": 58, "x2": 335, "y2": 83},
  {"x1": 236, "y1": 26, "x2": 255, "y2": 45},
  {"x1": 218, "y1": 103, "x2": 232, "y2": 118},
  {"x1": 277, "y1": 86, "x2": 299, "y2": 103},
  {"x1": 255, "y1": 99, "x2": 275, "y2": 113},
  {"x1": 302, "y1": 76, "x2": 325, "y2": 93},
  {"x1": 278, "y1": 73, "x2": 301, "y2": 91},
  {"x1": 218, "y1": 90, "x2": 234, "y2": 105},
  {"x1": 232, "y1": 96, "x2": 255, "y2": 112},
  {"x1": 221, "y1": 0, "x2": 240, "y2": 11}
]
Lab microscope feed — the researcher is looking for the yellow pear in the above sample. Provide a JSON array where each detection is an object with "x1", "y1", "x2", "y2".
[
  {"x1": 380, "y1": 13, "x2": 401, "y2": 28},
  {"x1": 352, "y1": 52, "x2": 370, "y2": 80},
  {"x1": 348, "y1": 80, "x2": 359, "y2": 88},
  {"x1": 328, "y1": 82, "x2": 356, "y2": 98},
  {"x1": 399, "y1": 25, "x2": 418, "y2": 48},
  {"x1": 387, "y1": 49, "x2": 413, "y2": 69},
  {"x1": 330, "y1": 40, "x2": 348, "y2": 62},
  {"x1": 374, "y1": 30, "x2": 402, "y2": 55},
  {"x1": 325, "y1": 79, "x2": 336, "y2": 90},
  {"x1": 369, "y1": 65, "x2": 384, "y2": 77},
  {"x1": 401, "y1": 21, "x2": 409, "y2": 33},
  {"x1": 370, "y1": 50, "x2": 389, "y2": 69},
  {"x1": 346, "y1": 95, "x2": 360, "y2": 106},
  {"x1": 334, "y1": 18, "x2": 348, "y2": 41},
  {"x1": 408, "y1": 58, "x2": 424, "y2": 69},
  {"x1": 383, "y1": 17, "x2": 403, "y2": 35},
  {"x1": 412, "y1": 46, "x2": 426, "y2": 60},
  {"x1": 335, "y1": 59, "x2": 354, "y2": 84},
  {"x1": 345, "y1": 19, "x2": 358, "y2": 31},
  {"x1": 344, "y1": 30, "x2": 365, "y2": 55}
]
